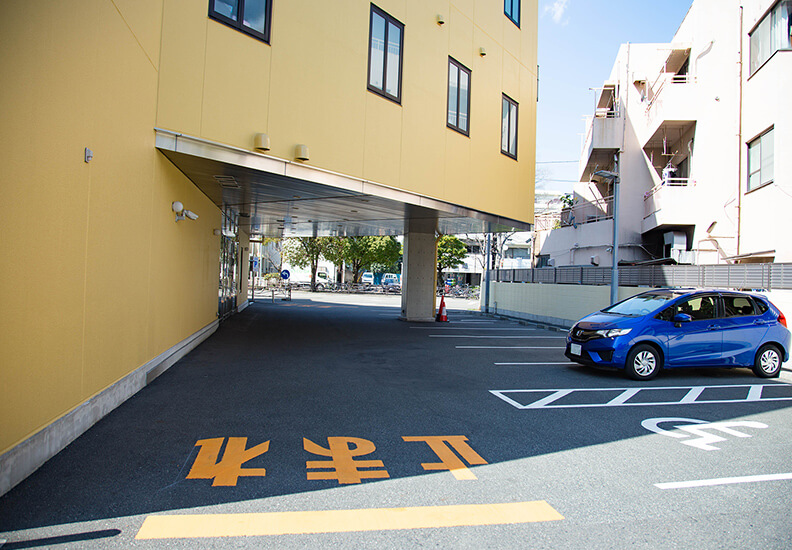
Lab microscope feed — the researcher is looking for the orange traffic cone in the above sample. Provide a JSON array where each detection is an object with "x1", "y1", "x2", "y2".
[{"x1": 436, "y1": 295, "x2": 449, "y2": 322}]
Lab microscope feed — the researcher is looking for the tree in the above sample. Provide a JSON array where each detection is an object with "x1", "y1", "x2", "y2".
[
  {"x1": 436, "y1": 235, "x2": 468, "y2": 286},
  {"x1": 281, "y1": 237, "x2": 333, "y2": 291},
  {"x1": 342, "y1": 236, "x2": 402, "y2": 283},
  {"x1": 368, "y1": 236, "x2": 402, "y2": 274}
]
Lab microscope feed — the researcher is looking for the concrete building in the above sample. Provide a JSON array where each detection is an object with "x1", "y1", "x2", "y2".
[
  {"x1": 535, "y1": 0, "x2": 791, "y2": 268},
  {"x1": 0, "y1": 0, "x2": 537, "y2": 495}
]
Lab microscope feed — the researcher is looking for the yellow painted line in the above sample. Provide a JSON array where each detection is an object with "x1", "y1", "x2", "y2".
[{"x1": 136, "y1": 501, "x2": 563, "y2": 539}]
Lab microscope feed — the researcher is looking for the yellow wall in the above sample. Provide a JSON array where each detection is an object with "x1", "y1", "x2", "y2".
[
  {"x1": 0, "y1": 0, "x2": 536, "y2": 460},
  {"x1": 155, "y1": 0, "x2": 537, "y2": 223},
  {"x1": 0, "y1": 0, "x2": 220, "y2": 455}
]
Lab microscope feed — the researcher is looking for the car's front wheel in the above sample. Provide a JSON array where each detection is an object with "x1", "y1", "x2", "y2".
[
  {"x1": 753, "y1": 344, "x2": 782, "y2": 378},
  {"x1": 625, "y1": 344, "x2": 661, "y2": 381}
]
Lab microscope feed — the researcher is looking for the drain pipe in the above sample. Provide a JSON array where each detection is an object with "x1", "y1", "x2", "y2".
[{"x1": 736, "y1": 5, "x2": 744, "y2": 255}]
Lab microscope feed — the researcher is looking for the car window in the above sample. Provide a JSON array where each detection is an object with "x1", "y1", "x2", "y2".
[
  {"x1": 722, "y1": 295, "x2": 756, "y2": 317},
  {"x1": 676, "y1": 295, "x2": 717, "y2": 321},
  {"x1": 655, "y1": 305, "x2": 675, "y2": 322},
  {"x1": 603, "y1": 292, "x2": 679, "y2": 316},
  {"x1": 755, "y1": 299, "x2": 770, "y2": 314}
]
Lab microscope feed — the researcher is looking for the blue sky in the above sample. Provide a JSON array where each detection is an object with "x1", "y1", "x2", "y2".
[{"x1": 536, "y1": 0, "x2": 694, "y2": 193}]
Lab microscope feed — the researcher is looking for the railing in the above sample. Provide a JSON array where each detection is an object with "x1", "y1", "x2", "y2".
[
  {"x1": 491, "y1": 263, "x2": 792, "y2": 291},
  {"x1": 646, "y1": 73, "x2": 696, "y2": 113},
  {"x1": 644, "y1": 177, "x2": 693, "y2": 200}
]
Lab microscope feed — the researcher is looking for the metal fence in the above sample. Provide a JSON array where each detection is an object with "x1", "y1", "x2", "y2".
[{"x1": 491, "y1": 263, "x2": 792, "y2": 291}]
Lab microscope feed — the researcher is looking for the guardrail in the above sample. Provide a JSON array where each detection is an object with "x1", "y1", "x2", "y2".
[{"x1": 491, "y1": 263, "x2": 792, "y2": 291}]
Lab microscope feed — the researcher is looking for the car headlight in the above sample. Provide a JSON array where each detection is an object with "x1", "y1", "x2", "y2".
[{"x1": 595, "y1": 328, "x2": 632, "y2": 338}]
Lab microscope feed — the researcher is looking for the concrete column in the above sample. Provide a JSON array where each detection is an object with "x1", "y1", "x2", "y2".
[{"x1": 400, "y1": 214, "x2": 437, "y2": 322}]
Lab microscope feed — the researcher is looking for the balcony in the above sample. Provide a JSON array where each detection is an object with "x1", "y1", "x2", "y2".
[
  {"x1": 535, "y1": 195, "x2": 613, "y2": 232},
  {"x1": 642, "y1": 178, "x2": 696, "y2": 233},
  {"x1": 579, "y1": 83, "x2": 622, "y2": 181}
]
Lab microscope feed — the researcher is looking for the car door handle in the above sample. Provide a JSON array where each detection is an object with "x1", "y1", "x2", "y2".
[
  {"x1": 707, "y1": 324, "x2": 720, "y2": 331},
  {"x1": 754, "y1": 320, "x2": 770, "y2": 326}
]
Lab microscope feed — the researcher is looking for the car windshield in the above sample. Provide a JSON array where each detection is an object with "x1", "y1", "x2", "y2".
[{"x1": 602, "y1": 292, "x2": 680, "y2": 317}]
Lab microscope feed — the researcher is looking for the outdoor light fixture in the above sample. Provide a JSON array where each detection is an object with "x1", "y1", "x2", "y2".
[
  {"x1": 479, "y1": 47, "x2": 487, "y2": 57},
  {"x1": 253, "y1": 133, "x2": 271, "y2": 151},
  {"x1": 436, "y1": 14, "x2": 445, "y2": 25},
  {"x1": 172, "y1": 201, "x2": 198, "y2": 222},
  {"x1": 295, "y1": 144, "x2": 310, "y2": 161}
]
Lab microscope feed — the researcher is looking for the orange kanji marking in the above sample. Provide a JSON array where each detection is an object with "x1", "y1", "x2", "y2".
[
  {"x1": 402, "y1": 436, "x2": 488, "y2": 480},
  {"x1": 304, "y1": 437, "x2": 390, "y2": 484},
  {"x1": 186, "y1": 437, "x2": 270, "y2": 486}
]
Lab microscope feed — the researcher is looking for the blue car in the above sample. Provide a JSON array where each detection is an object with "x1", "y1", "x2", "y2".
[{"x1": 565, "y1": 289, "x2": 790, "y2": 380}]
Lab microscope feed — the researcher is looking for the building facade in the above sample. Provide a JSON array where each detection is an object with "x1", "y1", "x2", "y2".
[
  {"x1": 0, "y1": 0, "x2": 538, "y2": 495},
  {"x1": 535, "y1": 0, "x2": 790, "y2": 268}
]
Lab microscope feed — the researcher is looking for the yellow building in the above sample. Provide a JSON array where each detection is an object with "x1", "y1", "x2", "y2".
[{"x1": 0, "y1": 0, "x2": 536, "y2": 495}]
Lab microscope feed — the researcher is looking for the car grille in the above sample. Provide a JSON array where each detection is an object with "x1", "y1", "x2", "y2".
[{"x1": 569, "y1": 327, "x2": 601, "y2": 342}]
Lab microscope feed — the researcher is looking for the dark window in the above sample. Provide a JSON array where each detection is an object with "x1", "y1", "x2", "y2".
[
  {"x1": 447, "y1": 58, "x2": 471, "y2": 135},
  {"x1": 723, "y1": 295, "x2": 757, "y2": 317},
  {"x1": 209, "y1": 0, "x2": 272, "y2": 43},
  {"x1": 504, "y1": 0, "x2": 520, "y2": 27},
  {"x1": 656, "y1": 305, "x2": 675, "y2": 322},
  {"x1": 677, "y1": 295, "x2": 718, "y2": 321},
  {"x1": 748, "y1": 127, "x2": 774, "y2": 192},
  {"x1": 501, "y1": 94, "x2": 518, "y2": 159},
  {"x1": 756, "y1": 299, "x2": 770, "y2": 314},
  {"x1": 368, "y1": 4, "x2": 404, "y2": 104}
]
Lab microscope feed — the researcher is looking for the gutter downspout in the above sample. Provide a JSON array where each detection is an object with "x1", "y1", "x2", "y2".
[{"x1": 737, "y1": 5, "x2": 744, "y2": 255}]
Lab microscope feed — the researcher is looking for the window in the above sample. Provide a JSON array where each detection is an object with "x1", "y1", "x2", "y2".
[
  {"x1": 504, "y1": 0, "x2": 520, "y2": 27},
  {"x1": 748, "y1": 128, "x2": 774, "y2": 192},
  {"x1": 447, "y1": 58, "x2": 471, "y2": 135},
  {"x1": 209, "y1": 0, "x2": 272, "y2": 43},
  {"x1": 749, "y1": 0, "x2": 792, "y2": 74},
  {"x1": 723, "y1": 295, "x2": 757, "y2": 317},
  {"x1": 368, "y1": 4, "x2": 404, "y2": 103},
  {"x1": 501, "y1": 94, "x2": 518, "y2": 159}
]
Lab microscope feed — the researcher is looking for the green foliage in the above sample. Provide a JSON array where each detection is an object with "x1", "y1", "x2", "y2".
[
  {"x1": 344, "y1": 236, "x2": 402, "y2": 282},
  {"x1": 282, "y1": 237, "x2": 335, "y2": 290},
  {"x1": 436, "y1": 235, "x2": 467, "y2": 280}
]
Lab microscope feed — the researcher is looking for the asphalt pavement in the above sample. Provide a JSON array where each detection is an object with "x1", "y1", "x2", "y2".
[{"x1": 1, "y1": 291, "x2": 792, "y2": 549}]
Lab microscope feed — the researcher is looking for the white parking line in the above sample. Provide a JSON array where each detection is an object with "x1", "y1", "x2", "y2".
[
  {"x1": 411, "y1": 327, "x2": 533, "y2": 331},
  {"x1": 430, "y1": 335, "x2": 567, "y2": 339},
  {"x1": 494, "y1": 362, "x2": 571, "y2": 365},
  {"x1": 655, "y1": 473, "x2": 792, "y2": 490},
  {"x1": 457, "y1": 346, "x2": 566, "y2": 349}
]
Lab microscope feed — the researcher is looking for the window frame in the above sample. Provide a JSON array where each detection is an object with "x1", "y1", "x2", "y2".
[
  {"x1": 208, "y1": 0, "x2": 272, "y2": 44},
  {"x1": 748, "y1": 0, "x2": 792, "y2": 75},
  {"x1": 367, "y1": 4, "x2": 405, "y2": 105},
  {"x1": 501, "y1": 94, "x2": 519, "y2": 160},
  {"x1": 447, "y1": 57, "x2": 472, "y2": 136},
  {"x1": 747, "y1": 127, "x2": 774, "y2": 193},
  {"x1": 504, "y1": 0, "x2": 520, "y2": 28}
]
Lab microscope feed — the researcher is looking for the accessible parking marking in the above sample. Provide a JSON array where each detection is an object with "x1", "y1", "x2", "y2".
[
  {"x1": 490, "y1": 384, "x2": 792, "y2": 409},
  {"x1": 135, "y1": 501, "x2": 564, "y2": 539}
]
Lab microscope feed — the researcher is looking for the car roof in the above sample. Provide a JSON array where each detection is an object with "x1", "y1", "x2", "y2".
[{"x1": 639, "y1": 288, "x2": 767, "y2": 300}]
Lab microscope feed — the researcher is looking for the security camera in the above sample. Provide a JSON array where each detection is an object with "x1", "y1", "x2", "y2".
[
  {"x1": 184, "y1": 210, "x2": 199, "y2": 220},
  {"x1": 171, "y1": 201, "x2": 184, "y2": 214}
]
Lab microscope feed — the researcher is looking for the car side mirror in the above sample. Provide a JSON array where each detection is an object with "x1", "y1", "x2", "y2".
[{"x1": 673, "y1": 313, "x2": 692, "y2": 327}]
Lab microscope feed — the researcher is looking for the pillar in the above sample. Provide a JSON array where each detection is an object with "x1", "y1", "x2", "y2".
[{"x1": 400, "y1": 213, "x2": 437, "y2": 322}]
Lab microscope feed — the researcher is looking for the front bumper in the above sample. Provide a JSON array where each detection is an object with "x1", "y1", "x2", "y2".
[{"x1": 565, "y1": 336, "x2": 629, "y2": 369}]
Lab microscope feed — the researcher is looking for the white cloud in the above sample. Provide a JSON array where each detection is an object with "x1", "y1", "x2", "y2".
[{"x1": 544, "y1": 0, "x2": 570, "y2": 24}]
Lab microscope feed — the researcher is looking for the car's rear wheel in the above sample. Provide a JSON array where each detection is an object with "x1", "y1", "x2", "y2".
[
  {"x1": 753, "y1": 344, "x2": 782, "y2": 378},
  {"x1": 625, "y1": 344, "x2": 661, "y2": 381}
]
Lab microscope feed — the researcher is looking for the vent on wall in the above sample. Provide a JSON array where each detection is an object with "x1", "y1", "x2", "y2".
[{"x1": 213, "y1": 175, "x2": 240, "y2": 189}]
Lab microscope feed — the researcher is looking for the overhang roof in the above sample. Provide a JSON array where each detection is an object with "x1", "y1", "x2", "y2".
[{"x1": 155, "y1": 129, "x2": 530, "y2": 237}]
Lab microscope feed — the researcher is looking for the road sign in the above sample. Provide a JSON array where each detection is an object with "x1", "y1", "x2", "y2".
[{"x1": 281, "y1": 270, "x2": 290, "y2": 280}]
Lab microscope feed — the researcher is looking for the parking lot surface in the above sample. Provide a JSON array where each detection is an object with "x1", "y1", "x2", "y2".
[{"x1": 2, "y1": 292, "x2": 792, "y2": 548}]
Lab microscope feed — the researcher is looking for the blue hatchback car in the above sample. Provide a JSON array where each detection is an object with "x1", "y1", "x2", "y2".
[{"x1": 565, "y1": 289, "x2": 790, "y2": 380}]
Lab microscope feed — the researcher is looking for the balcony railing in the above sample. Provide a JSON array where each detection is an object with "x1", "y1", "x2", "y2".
[{"x1": 535, "y1": 196, "x2": 614, "y2": 231}]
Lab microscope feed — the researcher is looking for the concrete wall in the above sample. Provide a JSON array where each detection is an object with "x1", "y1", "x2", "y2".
[
  {"x1": 487, "y1": 282, "x2": 644, "y2": 328},
  {"x1": 488, "y1": 283, "x2": 792, "y2": 330}
]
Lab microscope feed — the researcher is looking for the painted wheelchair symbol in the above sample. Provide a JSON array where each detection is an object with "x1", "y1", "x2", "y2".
[{"x1": 641, "y1": 417, "x2": 768, "y2": 451}]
